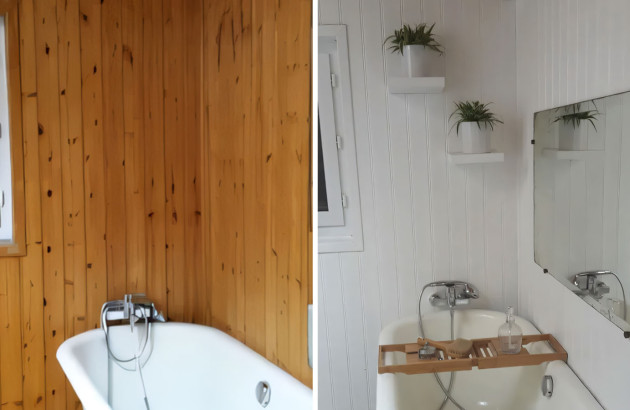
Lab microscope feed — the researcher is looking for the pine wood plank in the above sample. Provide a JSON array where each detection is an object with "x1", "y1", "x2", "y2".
[
  {"x1": 261, "y1": 0, "x2": 279, "y2": 369},
  {"x1": 79, "y1": 0, "x2": 108, "y2": 332},
  {"x1": 33, "y1": 0, "x2": 67, "y2": 406},
  {"x1": 17, "y1": 0, "x2": 47, "y2": 406},
  {"x1": 244, "y1": 0, "x2": 268, "y2": 356},
  {"x1": 122, "y1": 0, "x2": 146, "y2": 295},
  {"x1": 142, "y1": 0, "x2": 167, "y2": 317},
  {"x1": 163, "y1": 0, "x2": 186, "y2": 322},
  {"x1": 200, "y1": 0, "x2": 213, "y2": 326},
  {"x1": 101, "y1": 0, "x2": 127, "y2": 300},
  {"x1": 0, "y1": 259, "x2": 24, "y2": 410},
  {"x1": 206, "y1": 0, "x2": 246, "y2": 340},
  {"x1": 56, "y1": 0, "x2": 86, "y2": 406},
  {"x1": 182, "y1": 0, "x2": 204, "y2": 324}
]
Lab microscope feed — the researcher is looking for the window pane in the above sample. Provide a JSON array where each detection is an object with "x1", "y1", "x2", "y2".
[
  {"x1": 0, "y1": 15, "x2": 13, "y2": 242},
  {"x1": 317, "y1": 114, "x2": 329, "y2": 212}
]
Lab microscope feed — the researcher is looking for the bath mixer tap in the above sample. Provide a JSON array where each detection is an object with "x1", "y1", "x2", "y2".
[
  {"x1": 571, "y1": 270, "x2": 626, "y2": 320},
  {"x1": 572, "y1": 271, "x2": 612, "y2": 300},
  {"x1": 427, "y1": 281, "x2": 480, "y2": 308},
  {"x1": 101, "y1": 294, "x2": 165, "y2": 333}
]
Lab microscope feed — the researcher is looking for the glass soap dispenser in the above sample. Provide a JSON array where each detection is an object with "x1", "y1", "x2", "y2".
[{"x1": 498, "y1": 306, "x2": 522, "y2": 354}]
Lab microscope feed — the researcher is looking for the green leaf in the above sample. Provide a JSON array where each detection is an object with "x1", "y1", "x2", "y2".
[
  {"x1": 384, "y1": 23, "x2": 444, "y2": 55},
  {"x1": 448, "y1": 100, "x2": 504, "y2": 134}
]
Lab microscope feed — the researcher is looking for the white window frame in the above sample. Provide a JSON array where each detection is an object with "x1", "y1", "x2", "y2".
[
  {"x1": 318, "y1": 54, "x2": 344, "y2": 227},
  {"x1": 0, "y1": 15, "x2": 13, "y2": 244},
  {"x1": 318, "y1": 25, "x2": 363, "y2": 253}
]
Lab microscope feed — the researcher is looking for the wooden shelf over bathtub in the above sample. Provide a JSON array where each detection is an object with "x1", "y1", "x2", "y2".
[{"x1": 378, "y1": 334, "x2": 567, "y2": 375}]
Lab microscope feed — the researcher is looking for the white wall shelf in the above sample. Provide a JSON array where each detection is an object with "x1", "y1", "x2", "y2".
[
  {"x1": 541, "y1": 149, "x2": 603, "y2": 161},
  {"x1": 448, "y1": 152, "x2": 504, "y2": 165},
  {"x1": 387, "y1": 77, "x2": 445, "y2": 94}
]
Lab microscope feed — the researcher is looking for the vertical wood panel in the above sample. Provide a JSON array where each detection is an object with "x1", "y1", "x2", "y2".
[
  {"x1": 182, "y1": 0, "x2": 204, "y2": 324},
  {"x1": 33, "y1": 0, "x2": 67, "y2": 406},
  {"x1": 260, "y1": 0, "x2": 279, "y2": 366},
  {"x1": 142, "y1": 0, "x2": 167, "y2": 316},
  {"x1": 0, "y1": 259, "x2": 23, "y2": 410},
  {"x1": 206, "y1": 0, "x2": 246, "y2": 338},
  {"x1": 163, "y1": 0, "x2": 186, "y2": 322},
  {"x1": 18, "y1": 0, "x2": 47, "y2": 406},
  {"x1": 79, "y1": 0, "x2": 108, "y2": 332},
  {"x1": 56, "y1": 0, "x2": 86, "y2": 406},
  {"x1": 244, "y1": 0, "x2": 268, "y2": 355},
  {"x1": 102, "y1": 0, "x2": 127, "y2": 300},
  {"x1": 122, "y1": 0, "x2": 146, "y2": 295}
]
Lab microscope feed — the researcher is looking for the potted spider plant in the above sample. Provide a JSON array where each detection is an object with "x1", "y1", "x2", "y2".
[
  {"x1": 553, "y1": 103, "x2": 598, "y2": 151},
  {"x1": 449, "y1": 101, "x2": 503, "y2": 154},
  {"x1": 384, "y1": 23, "x2": 443, "y2": 77}
]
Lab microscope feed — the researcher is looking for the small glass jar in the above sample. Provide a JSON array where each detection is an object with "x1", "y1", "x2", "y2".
[{"x1": 498, "y1": 306, "x2": 522, "y2": 354}]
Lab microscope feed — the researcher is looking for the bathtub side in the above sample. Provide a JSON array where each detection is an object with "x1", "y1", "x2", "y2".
[
  {"x1": 56, "y1": 329, "x2": 111, "y2": 410},
  {"x1": 533, "y1": 361, "x2": 603, "y2": 410},
  {"x1": 109, "y1": 322, "x2": 312, "y2": 410}
]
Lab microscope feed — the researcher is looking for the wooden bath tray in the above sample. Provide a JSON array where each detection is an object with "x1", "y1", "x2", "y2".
[{"x1": 378, "y1": 334, "x2": 567, "y2": 375}]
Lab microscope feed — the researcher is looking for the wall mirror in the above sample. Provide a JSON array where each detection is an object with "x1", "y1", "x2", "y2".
[{"x1": 534, "y1": 91, "x2": 630, "y2": 336}]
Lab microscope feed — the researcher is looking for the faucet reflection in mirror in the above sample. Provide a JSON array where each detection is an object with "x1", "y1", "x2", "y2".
[{"x1": 533, "y1": 90, "x2": 630, "y2": 336}]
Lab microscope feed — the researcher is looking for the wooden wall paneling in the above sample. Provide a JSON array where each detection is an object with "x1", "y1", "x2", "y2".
[
  {"x1": 101, "y1": 0, "x2": 127, "y2": 300},
  {"x1": 56, "y1": 0, "x2": 86, "y2": 406},
  {"x1": 33, "y1": 0, "x2": 67, "y2": 406},
  {"x1": 244, "y1": 0, "x2": 268, "y2": 356},
  {"x1": 57, "y1": 0, "x2": 86, "y2": 341},
  {"x1": 206, "y1": 0, "x2": 246, "y2": 338},
  {"x1": 182, "y1": 0, "x2": 204, "y2": 324},
  {"x1": 163, "y1": 0, "x2": 186, "y2": 322},
  {"x1": 270, "y1": 0, "x2": 311, "y2": 379},
  {"x1": 297, "y1": 0, "x2": 313, "y2": 385},
  {"x1": 122, "y1": 0, "x2": 146, "y2": 295},
  {"x1": 18, "y1": 0, "x2": 47, "y2": 406},
  {"x1": 261, "y1": 0, "x2": 279, "y2": 368},
  {"x1": 142, "y1": 0, "x2": 167, "y2": 316},
  {"x1": 200, "y1": 0, "x2": 212, "y2": 327},
  {"x1": 79, "y1": 0, "x2": 108, "y2": 332},
  {"x1": 0, "y1": 259, "x2": 23, "y2": 410},
  {"x1": 0, "y1": 1, "x2": 312, "y2": 404}
]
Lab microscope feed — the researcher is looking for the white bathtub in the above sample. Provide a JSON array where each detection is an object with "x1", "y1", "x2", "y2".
[
  {"x1": 57, "y1": 322, "x2": 312, "y2": 410},
  {"x1": 377, "y1": 309, "x2": 602, "y2": 410}
]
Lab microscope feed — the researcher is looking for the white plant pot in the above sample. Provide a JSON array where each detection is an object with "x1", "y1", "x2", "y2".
[
  {"x1": 403, "y1": 45, "x2": 432, "y2": 77},
  {"x1": 558, "y1": 121, "x2": 588, "y2": 151},
  {"x1": 459, "y1": 122, "x2": 491, "y2": 154}
]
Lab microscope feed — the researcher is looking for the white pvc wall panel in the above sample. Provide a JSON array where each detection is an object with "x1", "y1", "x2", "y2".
[
  {"x1": 318, "y1": 0, "x2": 518, "y2": 408},
  {"x1": 517, "y1": 0, "x2": 630, "y2": 409}
]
